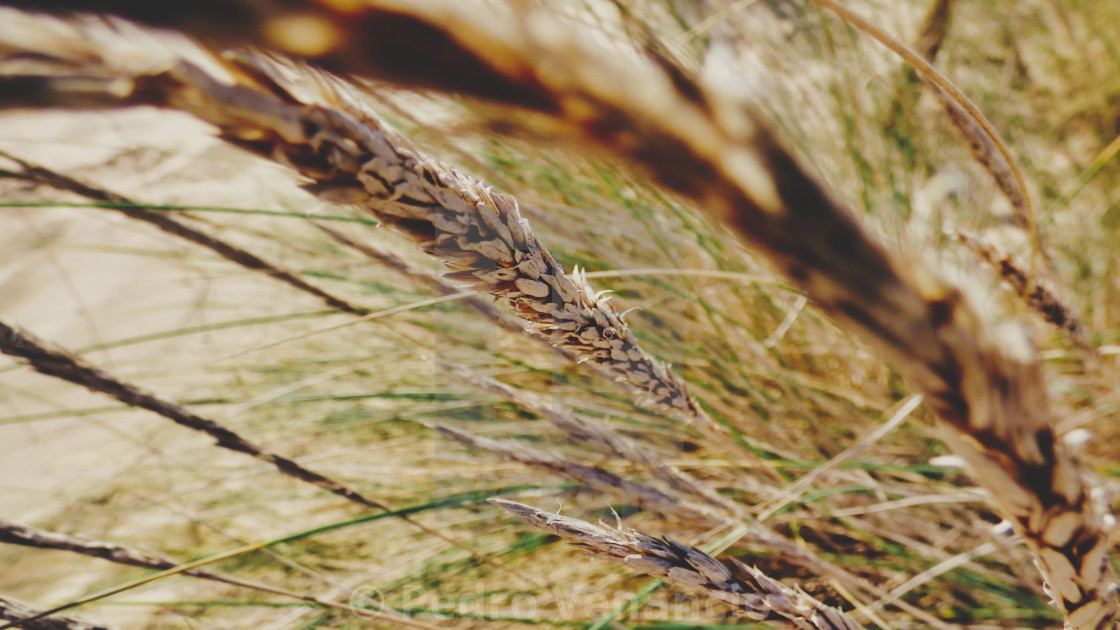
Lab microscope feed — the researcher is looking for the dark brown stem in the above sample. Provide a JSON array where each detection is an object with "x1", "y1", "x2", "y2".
[
  {"x1": 0, "y1": 150, "x2": 366, "y2": 315},
  {"x1": 0, "y1": 320, "x2": 542, "y2": 589}
]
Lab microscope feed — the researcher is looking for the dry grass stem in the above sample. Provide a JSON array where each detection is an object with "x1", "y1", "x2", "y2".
[
  {"x1": 954, "y1": 230, "x2": 1088, "y2": 344},
  {"x1": 490, "y1": 498, "x2": 864, "y2": 630},
  {"x1": 437, "y1": 424, "x2": 716, "y2": 522},
  {"x1": 0, "y1": 320, "x2": 538, "y2": 591},
  {"x1": 0, "y1": 597, "x2": 112, "y2": 630},
  {"x1": 435, "y1": 359, "x2": 741, "y2": 519},
  {"x1": 914, "y1": 0, "x2": 956, "y2": 62},
  {"x1": 0, "y1": 520, "x2": 436, "y2": 628},
  {"x1": 754, "y1": 395, "x2": 923, "y2": 522},
  {"x1": 805, "y1": 0, "x2": 1041, "y2": 266},
  {"x1": 0, "y1": 149, "x2": 366, "y2": 315}
]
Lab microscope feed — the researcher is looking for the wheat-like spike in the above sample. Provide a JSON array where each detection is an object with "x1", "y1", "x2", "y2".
[
  {"x1": 0, "y1": 12, "x2": 727, "y2": 436},
  {"x1": 308, "y1": 219, "x2": 525, "y2": 331},
  {"x1": 434, "y1": 384, "x2": 948, "y2": 626},
  {"x1": 933, "y1": 85, "x2": 1027, "y2": 221},
  {"x1": 0, "y1": 597, "x2": 111, "y2": 630},
  {"x1": 953, "y1": 230, "x2": 1088, "y2": 344},
  {"x1": 452, "y1": 413, "x2": 952, "y2": 629},
  {"x1": 0, "y1": 321, "x2": 392, "y2": 509},
  {"x1": 236, "y1": 56, "x2": 706, "y2": 422},
  {"x1": 0, "y1": 519, "x2": 211, "y2": 575},
  {"x1": 490, "y1": 499, "x2": 863, "y2": 630},
  {"x1": 311, "y1": 219, "x2": 729, "y2": 432},
  {"x1": 447, "y1": 433, "x2": 942, "y2": 627},
  {"x1": 0, "y1": 519, "x2": 306, "y2": 595}
]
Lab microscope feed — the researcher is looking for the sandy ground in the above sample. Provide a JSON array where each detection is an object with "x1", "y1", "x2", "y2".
[
  {"x1": 1, "y1": 108, "x2": 244, "y2": 513},
  {"x1": 0, "y1": 107, "x2": 326, "y2": 624}
]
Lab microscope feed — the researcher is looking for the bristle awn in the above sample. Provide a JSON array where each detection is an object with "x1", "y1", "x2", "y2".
[{"x1": 490, "y1": 499, "x2": 864, "y2": 630}]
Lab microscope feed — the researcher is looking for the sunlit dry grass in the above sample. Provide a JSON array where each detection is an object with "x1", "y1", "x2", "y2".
[{"x1": 0, "y1": 1, "x2": 1118, "y2": 629}]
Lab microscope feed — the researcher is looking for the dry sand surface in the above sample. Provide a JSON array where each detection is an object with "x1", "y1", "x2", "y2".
[{"x1": 0, "y1": 107, "x2": 334, "y2": 623}]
